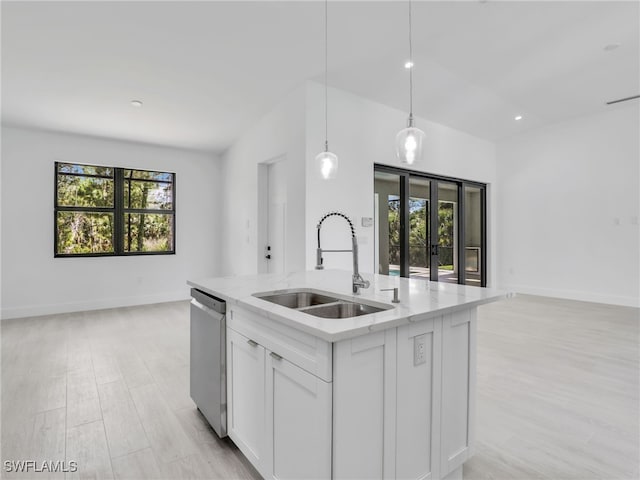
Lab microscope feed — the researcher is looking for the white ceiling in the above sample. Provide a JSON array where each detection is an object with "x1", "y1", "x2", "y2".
[{"x1": 2, "y1": 1, "x2": 638, "y2": 152}]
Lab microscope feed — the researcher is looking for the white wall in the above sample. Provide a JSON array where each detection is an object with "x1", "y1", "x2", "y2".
[
  {"x1": 304, "y1": 83, "x2": 498, "y2": 286},
  {"x1": 219, "y1": 87, "x2": 306, "y2": 276},
  {"x1": 1, "y1": 126, "x2": 221, "y2": 319},
  {"x1": 496, "y1": 105, "x2": 640, "y2": 307}
]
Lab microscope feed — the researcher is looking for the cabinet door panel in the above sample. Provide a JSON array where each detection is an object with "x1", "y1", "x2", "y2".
[
  {"x1": 333, "y1": 329, "x2": 397, "y2": 479},
  {"x1": 227, "y1": 328, "x2": 266, "y2": 470},
  {"x1": 396, "y1": 320, "x2": 441, "y2": 480},
  {"x1": 440, "y1": 309, "x2": 476, "y2": 476},
  {"x1": 266, "y1": 353, "x2": 332, "y2": 480}
]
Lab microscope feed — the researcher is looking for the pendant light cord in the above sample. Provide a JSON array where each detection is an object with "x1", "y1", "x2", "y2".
[
  {"x1": 324, "y1": 0, "x2": 329, "y2": 151},
  {"x1": 408, "y1": 0, "x2": 414, "y2": 122}
]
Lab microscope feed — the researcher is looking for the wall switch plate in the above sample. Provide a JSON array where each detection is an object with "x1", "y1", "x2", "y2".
[
  {"x1": 361, "y1": 217, "x2": 373, "y2": 227},
  {"x1": 414, "y1": 334, "x2": 427, "y2": 366}
]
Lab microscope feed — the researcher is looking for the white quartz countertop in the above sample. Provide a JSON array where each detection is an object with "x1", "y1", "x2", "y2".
[{"x1": 188, "y1": 270, "x2": 512, "y2": 342}]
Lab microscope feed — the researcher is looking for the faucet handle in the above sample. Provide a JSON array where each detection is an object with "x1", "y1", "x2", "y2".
[
  {"x1": 352, "y1": 274, "x2": 370, "y2": 294},
  {"x1": 380, "y1": 287, "x2": 400, "y2": 303}
]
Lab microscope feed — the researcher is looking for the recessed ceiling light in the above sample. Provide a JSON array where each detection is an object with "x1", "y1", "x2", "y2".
[
  {"x1": 404, "y1": 61, "x2": 414, "y2": 69},
  {"x1": 514, "y1": 115, "x2": 523, "y2": 121},
  {"x1": 130, "y1": 100, "x2": 143, "y2": 108},
  {"x1": 604, "y1": 43, "x2": 621, "y2": 52}
]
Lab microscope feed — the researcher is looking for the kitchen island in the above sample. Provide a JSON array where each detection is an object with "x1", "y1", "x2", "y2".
[{"x1": 188, "y1": 269, "x2": 510, "y2": 480}]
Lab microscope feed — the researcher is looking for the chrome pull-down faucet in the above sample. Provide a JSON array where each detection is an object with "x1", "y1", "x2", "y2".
[{"x1": 315, "y1": 212, "x2": 370, "y2": 294}]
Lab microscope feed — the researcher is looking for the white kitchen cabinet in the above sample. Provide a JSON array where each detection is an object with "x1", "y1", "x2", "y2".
[
  {"x1": 226, "y1": 328, "x2": 266, "y2": 472},
  {"x1": 226, "y1": 304, "x2": 477, "y2": 480},
  {"x1": 266, "y1": 350, "x2": 332, "y2": 480},
  {"x1": 227, "y1": 310, "x2": 332, "y2": 480}
]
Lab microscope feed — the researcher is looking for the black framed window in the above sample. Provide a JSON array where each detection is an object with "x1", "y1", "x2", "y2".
[{"x1": 55, "y1": 162, "x2": 175, "y2": 257}]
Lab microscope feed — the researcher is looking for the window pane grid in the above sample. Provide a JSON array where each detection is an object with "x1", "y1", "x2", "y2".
[
  {"x1": 56, "y1": 211, "x2": 115, "y2": 255},
  {"x1": 123, "y1": 169, "x2": 173, "y2": 182},
  {"x1": 57, "y1": 163, "x2": 114, "y2": 177},
  {"x1": 124, "y1": 177, "x2": 174, "y2": 210},
  {"x1": 54, "y1": 162, "x2": 175, "y2": 257}
]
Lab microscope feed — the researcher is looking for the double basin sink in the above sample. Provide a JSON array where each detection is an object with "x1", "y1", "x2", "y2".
[{"x1": 253, "y1": 289, "x2": 392, "y2": 319}]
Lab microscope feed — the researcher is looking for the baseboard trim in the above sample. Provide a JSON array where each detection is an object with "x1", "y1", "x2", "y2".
[
  {"x1": 1, "y1": 291, "x2": 190, "y2": 320},
  {"x1": 499, "y1": 283, "x2": 639, "y2": 308}
]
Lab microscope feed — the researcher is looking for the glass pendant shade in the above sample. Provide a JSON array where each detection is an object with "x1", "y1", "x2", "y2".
[
  {"x1": 316, "y1": 150, "x2": 338, "y2": 180},
  {"x1": 395, "y1": 125, "x2": 425, "y2": 165}
]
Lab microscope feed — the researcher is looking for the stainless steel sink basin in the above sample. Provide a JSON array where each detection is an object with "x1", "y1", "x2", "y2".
[
  {"x1": 256, "y1": 291, "x2": 337, "y2": 309},
  {"x1": 253, "y1": 289, "x2": 392, "y2": 319},
  {"x1": 300, "y1": 301, "x2": 387, "y2": 318}
]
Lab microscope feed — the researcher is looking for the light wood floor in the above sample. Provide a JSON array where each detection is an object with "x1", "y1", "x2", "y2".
[
  {"x1": 1, "y1": 295, "x2": 638, "y2": 479},
  {"x1": 467, "y1": 295, "x2": 639, "y2": 480},
  {"x1": 1, "y1": 302, "x2": 260, "y2": 480}
]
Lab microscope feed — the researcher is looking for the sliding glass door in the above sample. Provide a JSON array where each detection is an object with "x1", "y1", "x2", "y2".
[
  {"x1": 374, "y1": 170, "x2": 402, "y2": 276},
  {"x1": 374, "y1": 165, "x2": 487, "y2": 287},
  {"x1": 463, "y1": 185, "x2": 485, "y2": 286},
  {"x1": 408, "y1": 176, "x2": 430, "y2": 279},
  {"x1": 433, "y1": 180, "x2": 459, "y2": 284}
]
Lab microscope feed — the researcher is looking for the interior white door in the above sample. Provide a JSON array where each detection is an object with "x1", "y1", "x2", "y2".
[{"x1": 267, "y1": 161, "x2": 286, "y2": 274}]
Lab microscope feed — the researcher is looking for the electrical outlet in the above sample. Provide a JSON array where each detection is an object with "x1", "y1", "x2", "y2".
[
  {"x1": 361, "y1": 217, "x2": 373, "y2": 227},
  {"x1": 414, "y1": 334, "x2": 427, "y2": 366}
]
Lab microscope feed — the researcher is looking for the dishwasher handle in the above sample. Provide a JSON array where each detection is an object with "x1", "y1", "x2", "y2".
[
  {"x1": 190, "y1": 298, "x2": 225, "y2": 319},
  {"x1": 191, "y1": 288, "x2": 226, "y2": 314}
]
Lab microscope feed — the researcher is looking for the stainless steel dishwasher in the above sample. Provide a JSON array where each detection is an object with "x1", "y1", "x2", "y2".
[{"x1": 190, "y1": 288, "x2": 227, "y2": 438}]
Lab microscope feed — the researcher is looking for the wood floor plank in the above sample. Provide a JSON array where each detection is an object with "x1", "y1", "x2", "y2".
[
  {"x1": 65, "y1": 420, "x2": 114, "y2": 480},
  {"x1": 198, "y1": 440, "x2": 262, "y2": 480},
  {"x1": 128, "y1": 382, "x2": 198, "y2": 464},
  {"x1": 174, "y1": 407, "x2": 261, "y2": 479},
  {"x1": 151, "y1": 365, "x2": 193, "y2": 412},
  {"x1": 111, "y1": 448, "x2": 162, "y2": 480},
  {"x1": 30, "y1": 374, "x2": 67, "y2": 414},
  {"x1": 174, "y1": 407, "x2": 219, "y2": 445},
  {"x1": 29, "y1": 407, "x2": 67, "y2": 480},
  {"x1": 97, "y1": 380, "x2": 150, "y2": 459},
  {"x1": 116, "y1": 350, "x2": 154, "y2": 389},
  {"x1": 91, "y1": 350, "x2": 123, "y2": 386},
  {"x1": 67, "y1": 369, "x2": 102, "y2": 428},
  {"x1": 160, "y1": 453, "x2": 217, "y2": 479},
  {"x1": 66, "y1": 344, "x2": 94, "y2": 375},
  {"x1": 463, "y1": 443, "x2": 547, "y2": 480}
]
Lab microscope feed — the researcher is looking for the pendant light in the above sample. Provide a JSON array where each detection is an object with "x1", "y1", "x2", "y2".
[
  {"x1": 315, "y1": 0, "x2": 338, "y2": 180},
  {"x1": 396, "y1": 0, "x2": 425, "y2": 165}
]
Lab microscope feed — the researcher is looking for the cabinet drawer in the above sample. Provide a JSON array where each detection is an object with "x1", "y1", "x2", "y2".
[{"x1": 228, "y1": 306, "x2": 332, "y2": 382}]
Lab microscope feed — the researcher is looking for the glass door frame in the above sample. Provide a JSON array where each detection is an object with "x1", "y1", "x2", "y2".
[{"x1": 374, "y1": 164, "x2": 487, "y2": 287}]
